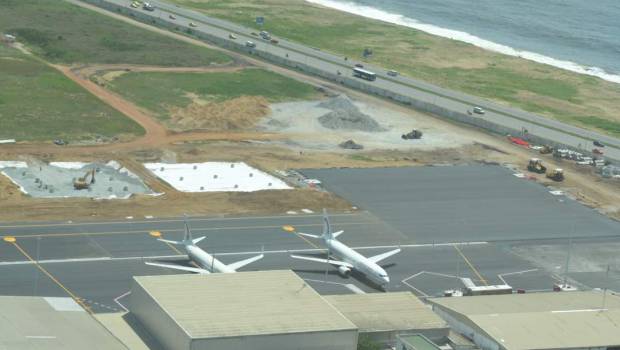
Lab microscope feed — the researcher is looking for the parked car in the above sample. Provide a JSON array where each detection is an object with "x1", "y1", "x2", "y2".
[
  {"x1": 245, "y1": 41, "x2": 256, "y2": 48},
  {"x1": 473, "y1": 106, "x2": 485, "y2": 114},
  {"x1": 387, "y1": 70, "x2": 399, "y2": 77},
  {"x1": 270, "y1": 39, "x2": 279, "y2": 44},
  {"x1": 593, "y1": 140, "x2": 605, "y2": 147},
  {"x1": 169, "y1": 14, "x2": 176, "y2": 20},
  {"x1": 53, "y1": 139, "x2": 67, "y2": 146},
  {"x1": 354, "y1": 63, "x2": 364, "y2": 68},
  {"x1": 189, "y1": 22, "x2": 197, "y2": 27},
  {"x1": 229, "y1": 33, "x2": 237, "y2": 39},
  {"x1": 130, "y1": 1, "x2": 140, "y2": 8}
]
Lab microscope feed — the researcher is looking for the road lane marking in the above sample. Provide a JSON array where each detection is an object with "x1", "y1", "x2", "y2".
[
  {"x1": 113, "y1": 291, "x2": 131, "y2": 312},
  {"x1": 8, "y1": 240, "x2": 92, "y2": 313},
  {"x1": 498, "y1": 268, "x2": 539, "y2": 285},
  {"x1": 0, "y1": 212, "x2": 365, "y2": 229},
  {"x1": 2, "y1": 221, "x2": 374, "y2": 240},
  {"x1": 453, "y1": 245, "x2": 488, "y2": 286}
]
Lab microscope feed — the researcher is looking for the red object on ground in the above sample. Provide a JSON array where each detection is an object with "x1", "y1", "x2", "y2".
[{"x1": 509, "y1": 136, "x2": 529, "y2": 147}]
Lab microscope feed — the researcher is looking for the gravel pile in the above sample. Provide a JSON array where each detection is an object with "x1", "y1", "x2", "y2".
[
  {"x1": 318, "y1": 95, "x2": 385, "y2": 132},
  {"x1": 339, "y1": 139, "x2": 364, "y2": 150}
]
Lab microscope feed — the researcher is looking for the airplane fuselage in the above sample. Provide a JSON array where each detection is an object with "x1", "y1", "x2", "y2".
[
  {"x1": 326, "y1": 239, "x2": 389, "y2": 287},
  {"x1": 186, "y1": 244, "x2": 235, "y2": 273}
]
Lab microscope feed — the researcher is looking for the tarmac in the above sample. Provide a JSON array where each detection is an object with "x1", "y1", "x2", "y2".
[{"x1": 1, "y1": 165, "x2": 619, "y2": 313}]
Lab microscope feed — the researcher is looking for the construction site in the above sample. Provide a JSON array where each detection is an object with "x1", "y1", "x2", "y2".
[{"x1": 0, "y1": 1, "x2": 620, "y2": 349}]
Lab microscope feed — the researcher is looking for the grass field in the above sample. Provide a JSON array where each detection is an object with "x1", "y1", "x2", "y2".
[
  {"x1": 0, "y1": 0, "x2": 230, "y2": 66},
  {"x1": 168, "y1": 0, "x2": 620, "y2": 136},
  {"x1": 0, "y1": 46, "x2": 144, "y2": 141},
  {"x1": 105, "y1": 68, "x2": 319, "y2": 119}
]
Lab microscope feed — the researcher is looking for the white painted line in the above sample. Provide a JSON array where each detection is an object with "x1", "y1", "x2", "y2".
[
  {"x1": 0, "y1": 242, "x2": 488, "y2": 266},
  {"x1": 25, "y1": 336, "x2": 57, "y2": 339},
  {"x1": 498, "y1": 268, "x2": 539, "y2": 284},
  {"x1": 401, "y1": 279, "x2": 429, "y2": 297},
  {"x1": 304, "y1": 278, "x2": 349, "y2": 287},
  {"x1": 114, "y1": 291, "x2": 131, "y2": 312},
  {"x1": 346, "y1": 284, "x2": 366, "y2": 294},
  {"x1": 551, "y1": 308, "x2": 607, "y2": 313}
]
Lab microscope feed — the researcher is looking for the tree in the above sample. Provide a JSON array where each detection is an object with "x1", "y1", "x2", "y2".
[{"x1": 358, "y1": 334, "x2": 382, "y2": 350}]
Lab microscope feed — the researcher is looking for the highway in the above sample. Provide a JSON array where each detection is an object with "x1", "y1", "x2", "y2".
[{"x1": 85, "y1": 0, "x2": 620, "y2": 161}]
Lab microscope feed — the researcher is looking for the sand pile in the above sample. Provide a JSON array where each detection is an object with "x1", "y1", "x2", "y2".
[
  {"x1": 168, "y1": 96, "x2": 270, "y2": 131},
  {"x1": 318, "y1": 95, "x2": 385, "y2": 132}
]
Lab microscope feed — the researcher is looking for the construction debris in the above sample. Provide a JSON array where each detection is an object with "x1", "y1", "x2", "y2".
[
  {"x1": 339, "y1": 140, "x2": 364, "y2": 150},
  {"x1": 401, "y1": 129, "x2": 423, "y2": 140},
  {"x1": 317, "y1": 95, "x2": 385, "y2": 132}
]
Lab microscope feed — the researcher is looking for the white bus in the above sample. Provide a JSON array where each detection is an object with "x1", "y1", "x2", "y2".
[{"x1": 353, "y1": 67, "x2": 376, "y2": 81}]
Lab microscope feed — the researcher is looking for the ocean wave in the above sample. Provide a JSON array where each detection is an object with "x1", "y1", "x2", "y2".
[{"x1": 305, "y1": 0, "x2": 620, "y2": 84}]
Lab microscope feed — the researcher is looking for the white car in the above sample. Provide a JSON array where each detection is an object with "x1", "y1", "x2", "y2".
[
  {"x1": 169, "y1": 14, "x2": 176, "y2": 20},
  {"x1": 189, "y1": 22, "x2": 197, "y2": 27},
  {"x1": 229, "y1": 33, "x2": 237, "y2": 39},
  {"x1": 473, "y1": 106, "x2": 485, "y2": 114}
]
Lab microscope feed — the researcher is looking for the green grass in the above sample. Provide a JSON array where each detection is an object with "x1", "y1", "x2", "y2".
[
  {"x1": 169, "y1": 0, "x2": 620, "y2": 137},
  {"x1": 573, "y1": 116, "x2": 620, "y2": 136},
  {"x1": 106, "y1": 68, "x2": 319, "y2": 119},
  {"x1": 0, "y1": 0, "x2": 230, "y2": 66},
  {"x1": 0, "y1": 47, "x2": 144, "y2": 141}
]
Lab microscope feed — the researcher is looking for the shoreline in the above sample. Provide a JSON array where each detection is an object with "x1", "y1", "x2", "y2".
[{"x1": 305, "y1": 0, "x2": 620, "y2": 85}]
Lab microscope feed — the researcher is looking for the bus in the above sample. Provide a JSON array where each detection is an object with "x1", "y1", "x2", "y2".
[{"x1": 353, "y1": 67, "x2": 376, "y2": 81}]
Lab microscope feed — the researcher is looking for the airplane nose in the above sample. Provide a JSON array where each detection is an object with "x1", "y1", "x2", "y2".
[{"x1": 383, "y1": 276, "x2": 390, "y2": 284}]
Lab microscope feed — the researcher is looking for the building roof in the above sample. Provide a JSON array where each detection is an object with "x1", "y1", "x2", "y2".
[
  {"x1": 324, "y1": 292, "x2": 447, "y2": 332},
  {"x1": 399, "y1": 334, "x2": 441, "y2": 350},
  {"x1": 430, "y1": 291, "x2": 620, "y2": 350},
  {"x1": 0, "y1": 296, "x2": 127, "y2": 350},
  {"x1": 133, "y1": 270, "x2": 357, "y2": 339}
]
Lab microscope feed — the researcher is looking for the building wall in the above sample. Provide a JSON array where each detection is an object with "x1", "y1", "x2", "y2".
[
  {"x1": 191, "y1": 329, "x2": 358, "y2": 350},
  {"x1": 432, "y1": 307, "x2": 500, "y2": 350},
  {"x1": 364, "y1": 327, "x2": 449, "y2": 347},
  {"x1": 129, "y1": 281, "x2": 190, "y2": 350}
]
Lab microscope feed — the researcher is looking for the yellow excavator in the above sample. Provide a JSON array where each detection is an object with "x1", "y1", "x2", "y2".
[
  {"x1": 546, "y1": 168, "x2": 564, "y2": 182},
  {"x1": 527, "y1": 158, "x2": 547, "y2": 174},
  {"x1": 74, "y1": 169, "x2": 96, "y2": 190}
]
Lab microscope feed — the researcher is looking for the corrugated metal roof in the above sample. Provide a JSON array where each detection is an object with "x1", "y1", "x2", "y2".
[
  {"x1": 400, "y1": 334, "x2": 441, "y2": 350},
  {"x1": 429, "y1": 291, "x2": 620, "y2": 350},
  {"x1": 134, "y1": 270, "x2": 357, "y2": 339},
  {"x1": 324, "y1": 292, "x2": 447, "y2": 332}
]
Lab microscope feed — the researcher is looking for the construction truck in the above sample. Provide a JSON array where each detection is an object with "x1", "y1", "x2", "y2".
[
  {"x1": 527, "y1": 158, "x2": 547, "y2": 174},
  {"x1": 539, "y1": 145, "x2": 553, "y2": 154},
  {"x1": 73, "y1": 169, "x2": 96, "y2": 190},
  {"x1": 546, "y1": 168, "x2": 564, "y2": 182}
]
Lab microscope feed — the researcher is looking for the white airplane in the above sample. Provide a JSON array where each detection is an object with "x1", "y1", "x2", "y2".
[
  {"x1": 289, "y1": 209, "x2": 400, "y2": 288},
  {"x1": 145, "y1": 218, "x2": 263, "y2": 274}
]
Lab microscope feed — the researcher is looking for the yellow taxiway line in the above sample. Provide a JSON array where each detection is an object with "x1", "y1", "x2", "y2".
[
  {"x1": 453, "y1": 244, "x2": 488, "y2": 286},
  {"x1": 4, "y1": 236, "x2": 93, "y2": 313}
]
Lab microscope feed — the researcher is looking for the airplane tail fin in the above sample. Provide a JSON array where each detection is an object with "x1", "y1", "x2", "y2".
[
  {"x1": 181, "y1": 215, "x2": 206, "y2": 246},
  {"x1": 322, "y1": 208, "x2": 332, "y2": 240}
]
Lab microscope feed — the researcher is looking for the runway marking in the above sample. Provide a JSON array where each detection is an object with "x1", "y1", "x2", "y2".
[
  {"x1": 6, "y1": 240, "x2": 92, "y2": 314},
  {"x1": 346, "y1": 284, "x2": 366, "y2": 294},
  {"x1": 453, "y1": 245, "x2": 488, "y2": 286},
  {"x1": 0, "y1": 242, "x2": 489, "y2": 265},
  {"x1": 401, "y1": 272, "x2": 430, "y2": 297},
  {"x1": 113, "y1": 291, "x2": 131, "y2": 312},
  {"x1": 2, "y1": 221, "x2": 373, "y2": 240},
  {"x1": 498, "y1": 269, "x2": 539, "y2": 285},
  {"x1": 0, "y1": 212, "x2": 365, "y2": 229}
]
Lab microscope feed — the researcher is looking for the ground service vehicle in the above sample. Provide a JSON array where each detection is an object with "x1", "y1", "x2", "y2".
[
  {"x1": 527, "y1": 158, "x2": 547, "y2": 174},
  {"x1": 353, "y1": 67, "x2": 376, "y2": 81},
  {"x1": 546, "y1": 168, "x2": 564, "y2": 181}
]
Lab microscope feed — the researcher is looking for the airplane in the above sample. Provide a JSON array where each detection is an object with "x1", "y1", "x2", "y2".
[
  {"x1": 288, "y1": 209, "x2": 400, "y2": 288},
  {"x1": 145, "y1": 218, "x2": 264, "y2": 274}
]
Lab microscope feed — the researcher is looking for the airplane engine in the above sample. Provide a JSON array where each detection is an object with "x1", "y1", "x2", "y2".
[{"x1": 337, "y1": 265, "x2": 351, "y2": 277}]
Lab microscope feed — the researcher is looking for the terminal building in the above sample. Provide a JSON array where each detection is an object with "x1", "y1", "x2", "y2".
[{"x1": 429, "y1": 291, "x2": 620, "y2": 350}]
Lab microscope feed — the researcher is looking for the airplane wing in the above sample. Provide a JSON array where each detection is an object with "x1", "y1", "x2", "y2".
[
  {"x1": 145, "y1": 261, "x2": 209, "y2": 274},
  {"x1": 332, "y1": 230, "x2": 344, "y2": 238},
  {"x1": 290, "y1": 254, "x2": 353, "y2": 268},
  {"x1": 227, "y1": 254, "x2": 264, "y2": 271},
  {"x1": 368, "y1": 248, "x2": 401, "y2": 263},
  {"x1": 296, "y1": 232, "x2": 322, "y2": 239}
]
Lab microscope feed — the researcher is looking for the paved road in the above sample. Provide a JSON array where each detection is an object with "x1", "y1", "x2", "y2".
[
  {"x1": 86, "y1": 0, "x2": 620, "y2": 161},
  {"x1": 2, "y1": 165, "x2": 619, "y2": 312}
]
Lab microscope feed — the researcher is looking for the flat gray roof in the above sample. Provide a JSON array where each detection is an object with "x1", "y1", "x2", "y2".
[
  {"x1": 133, "y1": 270, "x2": 357, "y2": 339},
  {"x1": 0, "y1": 296, "x2": 127, "y2": 350},
  {"x1": 430, "y1": 291, "x2": 620, "y2": 350},
  {"x1": 325, "y1": 292, "x2": 447, "y2": 332}
]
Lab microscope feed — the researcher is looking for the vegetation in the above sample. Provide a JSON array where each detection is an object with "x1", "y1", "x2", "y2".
[
  {"x1": 169, "y1": 0, "x2": 620, "y2": 136},
  {"x1": 105, "y1": 68, "x2": 319, "y2": 119},
  {"x1": 0, "y1": 47, "x2": 144, "y2": 141},
  {"x1": 0, "y1": 0, "x2": 230, "y2": 66},
  {"x1": 357, "y1": 335, "x2": 382, "y2": 350}
]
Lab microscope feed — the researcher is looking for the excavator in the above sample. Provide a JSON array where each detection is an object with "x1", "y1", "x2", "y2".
[
  {"x1": 73, "y1": 169, "x2": 96, "y2": 190},
  {"x1": 527, "y1": 158, "x2": 547, "y2": 174},
  {"x1": 546, "y1": 168, "x2": 564, "y2": 182}
]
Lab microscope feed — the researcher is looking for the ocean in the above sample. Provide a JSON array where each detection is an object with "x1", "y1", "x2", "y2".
[{"x1": 306, "y1": 0, "x2": 620, "y2": 84}]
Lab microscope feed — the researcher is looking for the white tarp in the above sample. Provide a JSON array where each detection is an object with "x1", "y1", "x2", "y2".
[{"x1": 144, "y1": 162, "x2": 291, "y2": 192}]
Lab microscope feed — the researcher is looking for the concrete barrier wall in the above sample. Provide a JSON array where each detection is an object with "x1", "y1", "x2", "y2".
[{"x1": 83, "y1": 0, "x2": 581, "y2": 154}]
